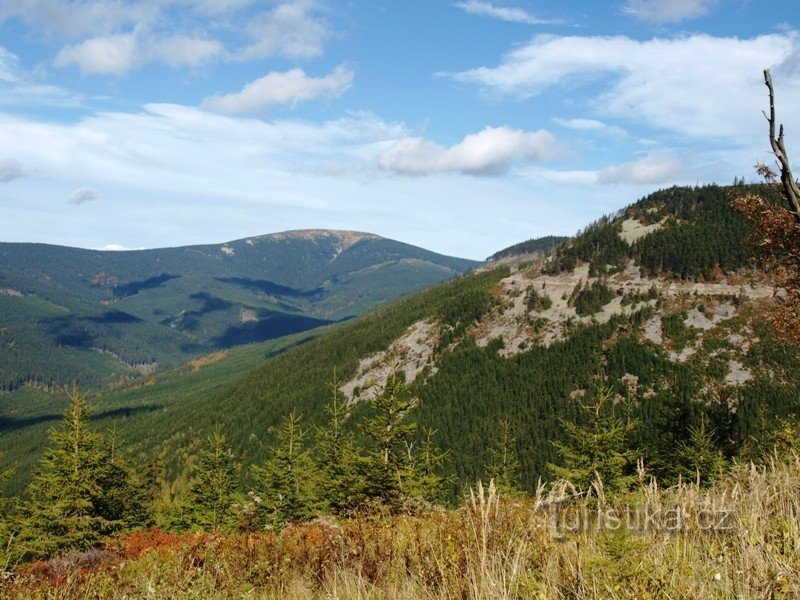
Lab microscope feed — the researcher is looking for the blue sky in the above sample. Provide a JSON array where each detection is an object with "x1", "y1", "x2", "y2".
[{"x1": 0, "y1": 0, "x2": 798, "y2": 259}]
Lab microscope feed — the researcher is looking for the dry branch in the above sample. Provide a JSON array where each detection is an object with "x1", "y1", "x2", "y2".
[{"x1": 763, "y1": 68, "x2": 800, "y2": 217}]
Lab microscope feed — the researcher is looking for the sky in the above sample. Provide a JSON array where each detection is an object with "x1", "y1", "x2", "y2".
[{"x1": 0, "y1": 0, "x2": 798, "y2": 260}]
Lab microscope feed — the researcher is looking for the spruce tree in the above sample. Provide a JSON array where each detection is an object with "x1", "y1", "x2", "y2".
[
  {"x1": 97, "y1": 425, "x2": 150, "y2": 530},
  {"x1": 404, "y1": 427, "x2": 450, "y2": 504},
  {"x1": 184, "y1": 430, "x2": 239, "y2": 532},
  {"x1": 19, "y1": 387, "x2": 143, "y2": 557},
  {"x1": 315, "y1": 371, "x2": 363, "y2": 513},
  {"x1": 485, "y1": 419, "x2": 522, "y2": 496},
  {"x1": 251, "y1": 411, "x2": 318, "y2": 528},
  {"x1": 674, "y1": 414, "x2": 728, "y2": 486},
  {"x1": 360, "y1": 369, "x2": 418, "y2": 510},
  {"x1": 549, "y1": 385, "x2": 639, "y2": 494}
]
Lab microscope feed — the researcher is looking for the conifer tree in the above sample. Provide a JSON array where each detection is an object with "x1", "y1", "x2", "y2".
[
  {"x1": 485, "y1": 420, "x2": 522, "y2": 496},
  {"x1": 19, "y1": 387, "x2": 144, "y2": 557},
  {"x1": 97, "y1": 425, "x2": 150, "y2": 529},
  {"x1": 404, "y1": 427, "x2": 450, "y2": 503},
  {"x1": 360, "y1": 369, "x2": 418, "y2": 510},
  {"x1": 251, "y1": 411, "x2": 318, "y2": 528},
  {"x1": 184, "y1": 430, "x2": 239, "y2": 532},
  {"x1": 315, "y1": 371, "x2": 363, "y2": 513},
  {"x1": 674, "y1": 414, "x2": 728, "y2": 486},
  {"x1": 549, "y1": 385, "x2": 638, "y2": 494}
]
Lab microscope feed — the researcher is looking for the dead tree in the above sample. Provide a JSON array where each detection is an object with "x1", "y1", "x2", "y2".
[{"x1": 763, "y1": 69, "x2": 800, "y2": 217}]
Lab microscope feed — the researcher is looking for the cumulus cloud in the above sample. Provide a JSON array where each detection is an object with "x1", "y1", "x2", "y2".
[
  {"x1": 378, "y1": 126, "x2": 556, "y2": 176},
  {"x1": 450, "y1": 33, "x2": 800, "y2": 140},
  {"x1": 202, "y1": 65, "x2": 353, "y2": 114},
  {"x1": 597, "y1": 153, "x2": 683, "y2": 185},
  {"x1": 55, "y1": 32, "x2": 223, "y2": 76},
  {"x1": 454, "y1": 1, "x2": 563, "y2": 25},
  {"x1": 0, "y1": 158, "x2": 25, "y2": 183},
  {"x1": 55, "y1": 33, "x2": 138, "y2": 75},
  {"x1": 241, "y1": 1, "x2": 331, "y2": 60},
  {"x1": 67, "y1": 187, "x2": 99, "y2": 205},
  {"x1": 622, "y1": 0, "x2": 720, "y2": 24},
  {"x1": 5, "y1": 1, "x2": 330, "y2": 75}
]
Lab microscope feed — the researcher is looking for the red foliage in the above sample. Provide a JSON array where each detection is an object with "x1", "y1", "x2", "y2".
[
  {"x1": 114, "y1": 527, "x2": 187, "y2": 559},
  {"x1": 731, "y1": 189, "x2": 800, "y2": 342}
]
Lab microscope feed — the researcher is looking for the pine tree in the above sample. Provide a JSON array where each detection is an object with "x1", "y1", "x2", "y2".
[
  {"x1": 315, "y1": 371, "x2": 363, "y2": 514},
  {"x1": 19, "y1": 387, "x2": 143, "y2": 557},
  {"x1": 251, "y1": 411, "x2": 318, "y2": 529},
  {"x1": 360, "y1": 369, "x2": 418, "y2": 510},
  {"x1": 184, "y1": 430, "x2": 239, "y2": 532},
  {"x1": 485, "y1": 420, "x2": 522, "y2": 496},
  {"x1": 549, "y1": 385, "x2": 639, "y2": 494}
]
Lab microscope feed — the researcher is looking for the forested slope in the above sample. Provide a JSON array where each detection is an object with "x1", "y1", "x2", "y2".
[
  {"x1": 0, "y1": 231, "x2": 478, "y2": 391},
  {"x1": 4, "y1": 184, "x2": 798, "y2": 503}
]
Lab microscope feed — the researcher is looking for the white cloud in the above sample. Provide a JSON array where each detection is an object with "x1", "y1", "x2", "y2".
[
  {"x1": 451, "y1": 33, "x2": 800, "y2": 141},
  {"x1": 5, "y1": 1, "x2": 327, "y2": 75},
  {"x1": 0, "y1": 158, "x2": 25, "y2": 183},
  {"x1": 597, "y1": 153, "x2": 683, "y2": 185},
  {"x1": 202, "y1": 65, "x2": 353, "y2": 114},
  {"x1": 67, "y1": 187, "x2": 98, "y2": 205},
  {"x1": 55, "y1": 32, "x2": 223, "y2": 75},
  {"x1": 241, "y1": 1, "x2": 331, "y2": 60},
  {"x1": 378, "y1": 126, "x2": 556, "y2": 176},
  {"x1": 623, "y1": 0, "x2": 720, "y2": 24},
  {"x1": 55, "y1": 33, "x2": 139, "y2": 76},
  {"x1": 454, "y1": 1, "x2": 562, "y2": 25},
  {"x1": 97, "y1": 243, "x2": 146, "y2": 250}
]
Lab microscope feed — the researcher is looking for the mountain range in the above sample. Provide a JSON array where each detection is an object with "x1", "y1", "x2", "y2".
[
  {"x1": 0, "y1": 230, "x2": 478, "y2": 392},
  {"x1": 2, "y1": 183, "x2": 799, "y2": 500}
]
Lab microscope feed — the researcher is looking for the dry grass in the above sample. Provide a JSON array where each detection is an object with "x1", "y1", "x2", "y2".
[{"x1": 4, "y1": 457, "x2": 800, "y2": 599}]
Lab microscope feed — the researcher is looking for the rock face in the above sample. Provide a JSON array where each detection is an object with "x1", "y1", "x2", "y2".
[{"x1": 341, "y1": 319, "x2": 438, "y2": 402}]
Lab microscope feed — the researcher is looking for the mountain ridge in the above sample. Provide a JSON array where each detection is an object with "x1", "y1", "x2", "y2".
[{"x1": 0, "y1": 231, "x2": 479, "y2": 392}]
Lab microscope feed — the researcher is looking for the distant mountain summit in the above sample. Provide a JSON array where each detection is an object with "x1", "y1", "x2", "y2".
[
  {"x1": 253, "y1": 229, "x2": 380, "y2": 244},
  {"x1": 0, "y1": 230, "x2": 478, "y2": 391}
]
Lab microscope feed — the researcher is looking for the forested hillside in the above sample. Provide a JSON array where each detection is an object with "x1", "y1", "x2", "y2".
[
  {"x1": 487, "y1": 235, "x2": 569, "y2": 261},
  {"x1": 0, "y1": 231, "x2": 478, "y2": 391},
  {"x1": 113, "y1": 184, "x2": 789, "y2": 497},
  {"x1": 4, "y1": 184, "x2": 795, "y2": 506}
]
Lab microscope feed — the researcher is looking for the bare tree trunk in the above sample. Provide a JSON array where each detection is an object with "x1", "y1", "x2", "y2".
[{"x1": 763, "y1": 69, "x2": 800, "y2": 217}]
